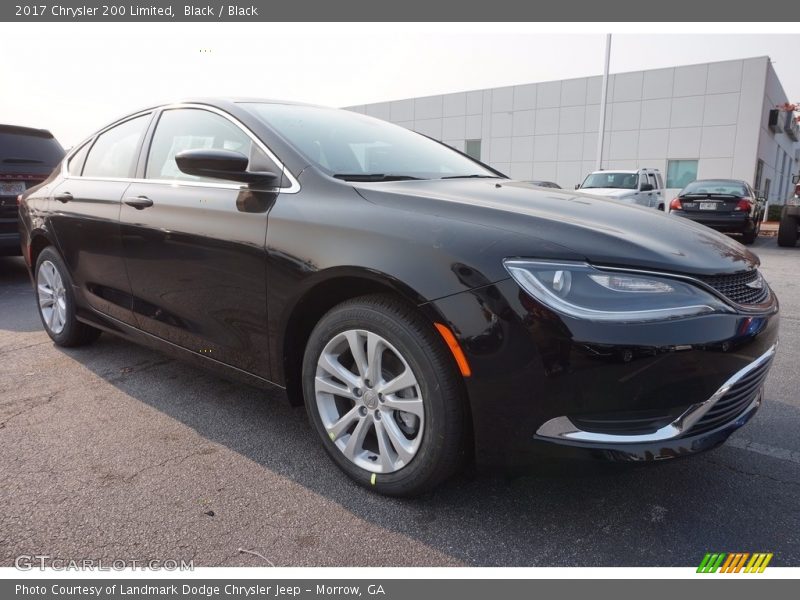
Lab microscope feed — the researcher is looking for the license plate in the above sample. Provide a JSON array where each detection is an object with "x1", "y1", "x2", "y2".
[
  {"x1": 0, "y1": 182, "x2": 26, "y2": 196},
  {"x1": 699, "y1": 202, "x2": 718, "y2": 210}
]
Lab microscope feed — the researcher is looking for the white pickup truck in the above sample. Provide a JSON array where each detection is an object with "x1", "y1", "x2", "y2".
[{"x1": 576, "y1": 168, "x2": 666, "y2": 211}]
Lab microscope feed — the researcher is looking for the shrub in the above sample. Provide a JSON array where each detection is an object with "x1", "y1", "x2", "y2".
[{"x1": 767, "y1": 204, "x2": 783, "y2": 222}]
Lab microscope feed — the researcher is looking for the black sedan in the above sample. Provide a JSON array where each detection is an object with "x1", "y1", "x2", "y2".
[
  {"x1": 668, "y1": 179, "x2": 765, "y2": 244},
  {"x1": 19, "y1": 100, "x2": 779, "y2": 496}
]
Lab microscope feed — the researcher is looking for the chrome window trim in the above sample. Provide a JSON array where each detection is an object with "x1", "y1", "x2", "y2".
[
  {"x1": 61, "y1": 103, "x2": 300, "y2": 194},
  {"x1": 535, "y1": 343, "x2": 776, "y2": 444}
]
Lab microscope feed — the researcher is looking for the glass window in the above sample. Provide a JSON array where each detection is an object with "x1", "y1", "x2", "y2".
[
  {"x1": 580, "y1": 171, "x2": 639, "y2": 190},
  {"x1": 83, "y1": 115, "x2": 150, "y2": 179},
  {"x1": 242, "y1": 103, "x2": 496, "y2": 180},
  {"x1": 0, "y1": 127, "x2": 64, "y2": 166},
  {"x1": 146, "y1": 108, "x2": 275, "y2": 183},
  {"x1": 67, "y1": 141, "x2": 91, "y2": 176},
  {"x1": 680, "y1": 179, "x2": 748, "y2": 196},
  {"x1": 647, "y1": 173, "x2": 658, "y2": 189},
  {"x1": 465, "y1": 139, "x2": 482, "y2": 161},
  {"x1": 754, "y1": 159, "x2": 764, "y2": 193},
  {"x1": 666, "y1": 160, "x2": 698, "y2": 189}
]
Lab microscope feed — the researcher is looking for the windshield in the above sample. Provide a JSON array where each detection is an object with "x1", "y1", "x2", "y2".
[
  {"x1": 580, "y1": 172, "x2": 638, "y2": 190},
  {"x1": 242, "y1": 103, "x2": 500, "y2": 181},
  {"x1": 680, "y1": 180, "x2": 748, "y2": 197}
]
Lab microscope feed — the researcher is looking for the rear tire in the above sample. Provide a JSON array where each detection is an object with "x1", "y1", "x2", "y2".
[
  {"x1": 777, "y1": 211, "x2": 798, "y2": 247},
  {"x1": 35, "y1": 247, "x2": 101, "y2": 347},
  {"x1": 741, "y1": 222, "x2": 759, "y2": 245},
  {"x1": 302, "y1": 294, "x2": 467, "y2": 496}
]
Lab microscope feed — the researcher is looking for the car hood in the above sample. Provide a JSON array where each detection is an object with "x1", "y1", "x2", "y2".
[{"x1": 354, "y1": 179, "x2": 758, "y2": 277}]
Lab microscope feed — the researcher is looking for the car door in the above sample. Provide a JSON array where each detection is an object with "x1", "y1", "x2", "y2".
[
  {"x1": 633, "y1": 172, "x2": 650, "y2": 207},
  {"x1": 47, "y1": 113, "x2": 152, "y2": 325},
  {"x1": 647, "y1": 172, "x2": 661, "y2": 209},
  {"x1": 119, "y1": 106, "x2": 283, "y2": 379}
]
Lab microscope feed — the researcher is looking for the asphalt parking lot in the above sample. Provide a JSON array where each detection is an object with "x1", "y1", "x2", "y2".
[{"x1": 1, "y1": 237, "x2": 799, "y2": 568}]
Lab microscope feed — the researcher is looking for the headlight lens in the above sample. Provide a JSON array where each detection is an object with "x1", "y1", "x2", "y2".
[{"x1": 504, "y1": 259, "x2": 732, "y2": 322}]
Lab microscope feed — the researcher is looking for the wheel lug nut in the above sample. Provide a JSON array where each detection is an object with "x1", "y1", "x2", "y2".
[
  {"x1": 364, "y1": 379, "x2": 372, "y2": 388},
  {"x1": 353, "y1": 388, "x2": 362, "y2": 397},
  {"x1": 373, "y1": 411, "x2": 381, "y2": 420},
  {"x1": 378, "y1": 393, "x2": 384, "y2": 402},
  {"x1": 359, "y1": 406, "x2": 368, "y2": 417}
]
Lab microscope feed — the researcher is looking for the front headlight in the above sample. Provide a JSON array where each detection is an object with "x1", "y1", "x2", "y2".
[{"x1": 504, "y1": 259, "x2": 732, "y2": 322}]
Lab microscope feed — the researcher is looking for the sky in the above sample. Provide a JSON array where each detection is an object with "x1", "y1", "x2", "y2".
[{"x1": 1, "y1": 23, "x2": 798, "y2": 147}]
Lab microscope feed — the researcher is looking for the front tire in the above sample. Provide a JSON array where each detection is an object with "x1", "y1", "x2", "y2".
[
  {"x1": 35, "y1": 247, "x2": 101, "y2": 347},
  {"x1": 777, "y1": 211, "x2": 798, "y2": 247},
  {"x1": 302, "y1": 295, "x2": 467, "y2": 496}
]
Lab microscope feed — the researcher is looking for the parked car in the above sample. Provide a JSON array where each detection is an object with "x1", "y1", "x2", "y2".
[
  {"x1": 777, "y1": 193, "x2": 800, "y2": 247},
  {"x1": 528, "y1": 180, "x2": 561, "y2": 189},
  {"x1": 0, "y1": 124, "x2": 64, "y2": 255},
  {"x1": 669, "y1": 179, "x2": 765, "y2": 245},
  {"x1": 19, "y1": 100, "x2": 778, "y2": 496},
  {"x1": 576, "y1": 168, "x2": 665, "y2": 210}
]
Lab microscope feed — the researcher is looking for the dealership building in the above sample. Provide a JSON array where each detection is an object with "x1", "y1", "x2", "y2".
[{"x1": 346, "y1": 56, "x2": 799, "y2": 202}]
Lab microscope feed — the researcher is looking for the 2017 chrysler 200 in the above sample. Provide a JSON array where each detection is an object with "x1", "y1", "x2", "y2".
[{"x1": 19, "y1": 100, "x2": 779, "y2": 496}]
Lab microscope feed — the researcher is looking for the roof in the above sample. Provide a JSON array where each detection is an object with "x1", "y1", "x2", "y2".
[{"x1": 0, "y1": 124, "x2": 55, "y2": 139}]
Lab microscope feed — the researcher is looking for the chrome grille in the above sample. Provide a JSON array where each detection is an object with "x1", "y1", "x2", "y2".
[
  {"x1": 688, "y1": 355, "x2": 773, "y2": 436},
  {"x1": 696, "y1": 270, "x2": 769, "y2": 306}
]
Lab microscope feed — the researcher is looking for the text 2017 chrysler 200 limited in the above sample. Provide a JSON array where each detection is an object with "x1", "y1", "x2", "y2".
[{"x1": 19, "y1": 99, "x2": 779, "y2": 496}]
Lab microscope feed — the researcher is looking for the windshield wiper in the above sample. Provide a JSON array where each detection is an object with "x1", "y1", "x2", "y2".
[
  {"x1": 333, "y1": 173, "x2": 423, "y2": 182},
  {"x1": 441, "y1": 174, "x2": 502, "y2": 179},
  {"x1": 3, "y1": 157, "x2": 44, "y2": 164}
]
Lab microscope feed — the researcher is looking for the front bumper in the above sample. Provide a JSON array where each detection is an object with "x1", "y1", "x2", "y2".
[
  {"x1": 429, "y1": 277, "x2": 779, "y2": 467},
  {"x1": 783, "y1": 204, "x2": 800, "y2": 219}
]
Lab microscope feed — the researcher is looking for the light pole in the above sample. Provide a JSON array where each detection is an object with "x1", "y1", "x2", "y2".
[{"x1": 595, "y1": 34, "x2": 612, "y2": 171}]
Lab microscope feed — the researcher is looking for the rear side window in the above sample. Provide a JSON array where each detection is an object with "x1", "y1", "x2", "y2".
[
  {"x1": 146, "y1": 108, "x2": 277, "y2": 183},
  {"x1": 83, "y1": 115, "x2": 150, "y2": 179},
  {"x1": 67, "y1": 141, "x2": 91, "y2": 176},
  {"x1": 647, "y1": 173, "x2": 658, "y2": 189},
  {"x1": 0, "y1": 128, "x2": 64, "y2": 167}
]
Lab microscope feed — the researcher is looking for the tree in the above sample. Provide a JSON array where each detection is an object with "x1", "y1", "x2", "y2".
[{"x1": 777, "y1": 103, "x2": 800, "y2": 122}]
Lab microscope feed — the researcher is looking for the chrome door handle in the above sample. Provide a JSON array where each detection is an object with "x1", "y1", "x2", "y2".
[
  {"x1": 54, "y1": 192, "x2": 73, "y2": 203},
  {"x1": 124, "y1": 196, "x2": 154, "y2": 210}
]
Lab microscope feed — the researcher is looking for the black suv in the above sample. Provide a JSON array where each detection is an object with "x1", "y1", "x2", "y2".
[{"x1": 0, "y1": 124, "x2": 64, "y2": 255}]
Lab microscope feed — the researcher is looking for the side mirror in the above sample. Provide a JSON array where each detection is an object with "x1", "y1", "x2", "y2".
[
  {"x1": 175, "y1": 149, "x2": 278, "y2": 185},
  {"x1": 640, "y1": 183, "x2": 654, "y2": 192},
  {"x1": 757, "y1": 196, "x2": 766, "y2": 202},
  {"x1": 574, "y1": 184, "x2": 580, "y2": 190}
]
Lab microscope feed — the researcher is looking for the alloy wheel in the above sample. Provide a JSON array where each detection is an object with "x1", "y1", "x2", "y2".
[
  {"x1": 314, "y1": 329, "x2": 425, "y2": 473},
  {"x1": 37, "y1": 260, "x2": 67, "y2": 335}
]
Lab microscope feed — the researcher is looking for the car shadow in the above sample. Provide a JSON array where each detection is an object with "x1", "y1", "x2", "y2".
[
  {"x1": 0, "y1": 256, "x2": 43, "y2": 333},
  {"x1": 54, "y1": 331, "x2": 800, "y2": 567}
]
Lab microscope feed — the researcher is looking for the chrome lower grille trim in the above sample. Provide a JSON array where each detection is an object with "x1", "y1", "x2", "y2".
[{"x1": 535, "y1": 344, "x2": 776, "y2": 444}]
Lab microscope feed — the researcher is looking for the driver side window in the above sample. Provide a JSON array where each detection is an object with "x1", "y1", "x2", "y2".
[{"x1": 146, "y1": 108, "x2": 278, "y2": 183}]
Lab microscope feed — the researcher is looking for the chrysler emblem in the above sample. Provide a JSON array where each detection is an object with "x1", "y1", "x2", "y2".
[{"x1": 745, "y1": 273, "x2": 764, "y2": 289}]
